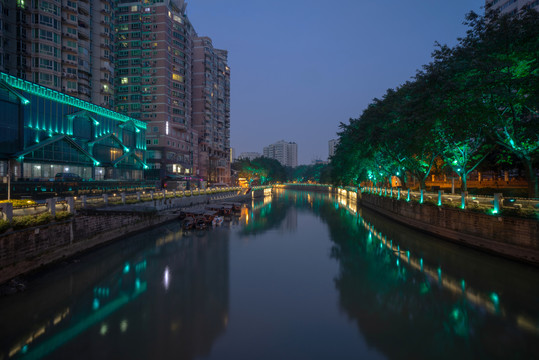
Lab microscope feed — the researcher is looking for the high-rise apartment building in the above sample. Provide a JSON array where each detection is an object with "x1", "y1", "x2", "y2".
[
  {"x1": 263, "y1": 140, "x2": 298, "y2": 167},
  {"x1": 0, "y1": 0, "x2": 115, "y2": 107},
  {"x1": 0, "y1": 0, "x2": 231, "y2": 184},
  {"x1": 114, "y1": 0, "x2": 197, "y2": 180},
  {"x1": 192, "y1": 36, "x2": 230, "y2": 184},
  {"x1": 113, "y1": 1, "x2": 231, "y2": 184},
  {"x1": 486, "y1": 0, "x2": 539, "y2": 14}
]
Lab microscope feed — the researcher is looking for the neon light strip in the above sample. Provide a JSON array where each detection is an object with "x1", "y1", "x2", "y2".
[{"x1": 0, "y1": 72, "x2": 146, "y2": 130}]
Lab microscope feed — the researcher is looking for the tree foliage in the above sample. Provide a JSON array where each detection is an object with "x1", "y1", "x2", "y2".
[{"x1": 330, "y1": 9, "x2": 539, "y2": 197}]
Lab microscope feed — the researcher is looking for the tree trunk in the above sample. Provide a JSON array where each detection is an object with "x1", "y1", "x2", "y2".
[
  {"x1": 418, "y1": 174, "x2": 426, "y2": 190},
  {"x1": 524, "y1": 159, "x2": 538, "y2": 198},
  {"x1": 461, "y1": 174, "x2": 468, "y2": 192},
  {"x1": 398, "y1": 175, "x2": 407, "y2": 189}
]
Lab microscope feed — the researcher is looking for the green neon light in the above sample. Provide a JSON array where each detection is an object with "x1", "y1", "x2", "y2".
[
  {"x1": 0, "y1": 72, "x2": 146, "y2": 130},
  {"x1": 491, "y1": 292, "x2": 499, "y2": 305},
  {"x1": 18, "y1": 283, "x2": 146, "y2": 359}
]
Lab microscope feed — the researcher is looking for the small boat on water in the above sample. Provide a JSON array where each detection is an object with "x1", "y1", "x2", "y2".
[
  {"x1": 195, "y1": 216, "x2": 207, "y2": 230},
  {"x1": 182, "y1": 217, "x2": 194, "y2": 230},
  {"x1": 222, "y1": 202, "x2": 243, "y2": 213},
  {"x1": 212, "y1": 216, "x2": 224, "y2": 226}
]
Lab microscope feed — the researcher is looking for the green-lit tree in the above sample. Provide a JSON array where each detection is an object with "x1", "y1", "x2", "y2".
[{"x1": 462, "y1": 9, "x2": 539, "y2": 197}]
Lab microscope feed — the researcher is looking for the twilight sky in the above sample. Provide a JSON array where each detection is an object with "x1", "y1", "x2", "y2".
[{"x1": 188, "y1": 0, "x2": 484, "y2": 165}]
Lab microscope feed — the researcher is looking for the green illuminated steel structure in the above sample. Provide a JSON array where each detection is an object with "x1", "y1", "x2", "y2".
[{"x1": 0, "y1": 72, "x2": 148, "y2": 181}]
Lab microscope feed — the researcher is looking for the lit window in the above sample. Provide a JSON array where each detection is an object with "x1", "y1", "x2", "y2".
[{"x1": 121, "y1": 77, "x2": 128, "y2": 84}]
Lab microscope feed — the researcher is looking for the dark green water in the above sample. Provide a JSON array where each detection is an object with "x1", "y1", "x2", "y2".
[{"x1": 1, "y1": 189, "x2": 538, "y2": 360}]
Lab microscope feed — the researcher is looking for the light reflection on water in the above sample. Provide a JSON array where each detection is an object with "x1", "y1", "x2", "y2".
[{"x1": 0, "y1": 189, "x2": 538, "y2": 360}]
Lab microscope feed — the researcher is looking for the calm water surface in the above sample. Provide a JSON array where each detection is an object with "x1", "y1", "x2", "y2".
[{"x1": 1, "y1": 190, "x2": 538, "y2": 359}]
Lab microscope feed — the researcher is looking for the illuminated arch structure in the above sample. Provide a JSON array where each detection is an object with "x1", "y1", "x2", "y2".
[{"x1": 0, "y1": 72, "x2": 148, "y2": 181}]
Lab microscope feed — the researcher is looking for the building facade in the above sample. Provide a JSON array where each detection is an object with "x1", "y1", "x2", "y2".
[
  {"x1": 237, "y1": 152, "x2": 261, "y2": 161},
  {"x1": 192, "y1": 36, "x2": 230, "y2": 184},
  {"x1": 114, "y1": 0, "x2": 196, "y2": 181},
  {"x1": 0, "y1": 72, "x2": 147, "y2": 181},
  {"x1": 0, "y1": 0, "x2": 231, "y2": 185},
  {"x1": 486, "y1": 0, "x2": 539, "y2": 14},
  {"x1": 263, "y1": 140, "x2": 297, "y2": 167},
  {"x1": 0, "y1": 0, "x2": 115, "y2": 109}
]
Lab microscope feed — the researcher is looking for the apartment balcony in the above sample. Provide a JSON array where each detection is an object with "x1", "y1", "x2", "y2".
[
  {"x1": 63, "y1": 58, "x2": 77, "y2": 67},
  {"x1": 171, "y1": 119, "x2": 187, "y2": 131},
  {"x1": 65, "y1": 89, "x2": 80, "y2": 96},
  {"x1": 62, "y1": 72, "x2": 77, "y2": 79},
  {"x1": 78, "y1": 71, "x2": 90, "y2": 81},
  {"x1": 61, "y1": 15, "x2": 77, "y2": 26},
  {"x1": 62, "y1": 30, "x2": 77, "y2": 39},
  {"x1": 61, "y1": 44, "x2": 77, "y2": 53},
  {"x1": 79, "y1": 39, "x2": 90, "y2": 49},
  {"x1": 62, "y1": 3, "x2": 77, "y2": 12},
  {"x1": 78, "y1": 1, "x2": 90, "y2": 15},
  {"x1": 78, "y1": 25, "x2": 90, "y2": 39}
]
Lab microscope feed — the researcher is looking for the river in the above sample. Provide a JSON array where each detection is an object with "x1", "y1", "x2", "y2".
[{"x1": 1, "y1": 189, "x2": 538, "y2": 359}]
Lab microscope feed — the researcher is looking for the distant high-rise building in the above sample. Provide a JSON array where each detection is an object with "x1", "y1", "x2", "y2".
[
  {"x1": 238, "y1": 152, "x2": 261, "y2": 161},
  {"x1": 263, "y1": 140, "x2": 297, "y2": 167},
  {"x1": 0, "y1": 0, "x2": 115, "y2": 107},
  {"x1": 486, "y1": 0, "x2": 539, "y2": 14},
  {"x1": 328, "y1": 139, "x2": 338, "y2": 159}
]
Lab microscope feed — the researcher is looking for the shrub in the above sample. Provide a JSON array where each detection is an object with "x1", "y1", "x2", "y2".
[
  {"x1": 12, "y1": 215, "x2": 35, "y2": 230},
  {"x1": 55, "y1": 211, "x2": 73, "y2": 221},
  {"x1": 35, "y1": 212, "x2": 53, "y2": 225},
  {"x1": 0, "y1": 219, "x2": 11, "y2": 233},
  {"x1": 0, "y1": 199, "x2": 37, "y2": 208},
  {"x1": 11, "y1": 213, "x2": 53, "y2": 229}
]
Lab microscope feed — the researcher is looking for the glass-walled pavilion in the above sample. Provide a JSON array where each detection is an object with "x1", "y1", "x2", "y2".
[{"x1": 0, "y1": 72, "x2": 148, "y2": 181}]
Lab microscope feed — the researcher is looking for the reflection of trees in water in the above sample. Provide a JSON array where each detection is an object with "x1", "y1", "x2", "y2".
[
  {"x1": 241, "y1": 190, "x2": 331, "y2": 236},
  {"x1": 0, "y1": 224, "x2": 230, "y2": 360},
  {"x1": 313, "y1": 192, "x2": 539, "y2": 360}
]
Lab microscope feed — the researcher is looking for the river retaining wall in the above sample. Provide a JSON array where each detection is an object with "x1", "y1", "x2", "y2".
[{"x1": 0, "y1": 191, "x2": 250, "y2": 285}]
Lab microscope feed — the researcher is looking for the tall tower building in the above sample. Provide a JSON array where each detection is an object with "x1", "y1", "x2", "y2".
[
  {"x1": 263, "y1": 140, "x2": 297, "y2": 167},
  {"x1": 0, "y1": 0, "x2": 115, "y2": 107},
  {"x1": 192, "y1": 36, "x2": 231, "y2": 184},
  {"x1": 486, "y1": 0, "x2": 539, "y2": 14},
  {"x1": 114, "y1": 0, "x2": 197, "y2": 180}
]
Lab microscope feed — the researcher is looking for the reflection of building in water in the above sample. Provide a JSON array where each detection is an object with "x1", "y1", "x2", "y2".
[
  {"x1": 0, "y1": 225, "x2": 230, "y2": 360},
  {"x1": 150, "y1": 231, "x2": 230, "y2": 359},
  {"x1": 282, "y1": 207, "x2": 298, "y2": 232}
]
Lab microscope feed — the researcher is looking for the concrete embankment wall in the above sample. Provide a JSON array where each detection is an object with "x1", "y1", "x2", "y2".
[
  {"x1": 282, "y1": 184, "x2": 539, "y2": 265},
  {"x1": 360, "y1": 193, "x2": 539, "y2": 265},
  {"x1": 0, "y1": 191, "x2": 248, "y2": 285},
  {"x1": 0, "y1": 210, "x2": 173, "y2": 285}
]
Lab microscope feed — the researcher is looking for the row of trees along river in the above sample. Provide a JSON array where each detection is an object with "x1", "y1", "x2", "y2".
[{"x1": 330, "y1": 9, "x2": 538, "y2": 198}]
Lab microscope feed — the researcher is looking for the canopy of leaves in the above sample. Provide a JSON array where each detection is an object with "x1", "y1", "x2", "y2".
[{"x1": 329, "y1": 8, "x2": 538, "y2": 197}]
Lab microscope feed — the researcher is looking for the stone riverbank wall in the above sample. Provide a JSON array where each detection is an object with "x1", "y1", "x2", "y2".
[
  {"x1": 0, "y1": 191, "x2": 250, "y2": 285},
  {"x1": 282, "y1": 184, "x2": 539, "y2": 265},
  {"x1": 359, "y1": 193, "x2": 539, "y2": 265}
]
